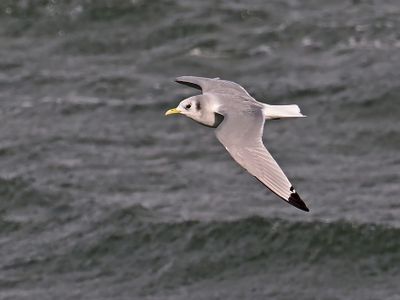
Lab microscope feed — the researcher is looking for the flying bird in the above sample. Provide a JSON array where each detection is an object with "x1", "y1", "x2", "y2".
[{"x1": 165, "y1": 76, "x2": 309, "y2": 212}]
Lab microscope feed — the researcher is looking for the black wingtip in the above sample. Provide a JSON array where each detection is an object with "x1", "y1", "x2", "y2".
[
  {"x1": 288, "y1": 192, "x2": 310, "y2": 212},
  {"x1": 175, "y1": 80, "x2": 202, "y2": 91}
]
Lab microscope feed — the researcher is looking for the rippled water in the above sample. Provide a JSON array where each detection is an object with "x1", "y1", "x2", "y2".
[{"x1": 0, "y1": 0, "x2": 399, "y2": 299}]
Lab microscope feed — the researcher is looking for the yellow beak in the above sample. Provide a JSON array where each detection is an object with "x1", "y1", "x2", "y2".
[{"x1": 165, "y1": 108, "x2": 182, "y2": 116}]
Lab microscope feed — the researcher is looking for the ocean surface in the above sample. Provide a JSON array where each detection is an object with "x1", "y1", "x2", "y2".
[{"x1": 0, "y1": 0, "x2": 399, "y2": 299}]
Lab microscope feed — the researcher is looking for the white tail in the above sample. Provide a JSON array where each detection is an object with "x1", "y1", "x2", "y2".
[{"x1": 263, "y1": 104, "x2": 306, "y2": 120}]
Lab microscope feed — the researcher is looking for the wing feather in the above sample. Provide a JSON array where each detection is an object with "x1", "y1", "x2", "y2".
[
  {"x1": 176, "y1": 76, "x2": 254, "y2": 99},
  {"x1": 215, "y1": 105, "x2": 309, "y2": 212}
]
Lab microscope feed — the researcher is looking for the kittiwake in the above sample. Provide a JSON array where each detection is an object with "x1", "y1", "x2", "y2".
[{"x1": 165, "y1": 76, "x2": 309, "y2": 212}]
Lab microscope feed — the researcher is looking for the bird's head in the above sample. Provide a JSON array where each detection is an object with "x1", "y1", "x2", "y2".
[
  {"x1": 165, "y1": 95, "x2": 224, "y2": 128},
  {"x1": 165, "y1": 96, "x2": 203, "y2": 122}
]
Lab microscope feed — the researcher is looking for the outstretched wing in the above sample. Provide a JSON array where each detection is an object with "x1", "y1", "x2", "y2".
[
  {"x1": 215, "y1": 106, "x2": 309, "y2": 212},
  {"x1": 176, "y1": 76, "x2": 254, "y2": 99}
]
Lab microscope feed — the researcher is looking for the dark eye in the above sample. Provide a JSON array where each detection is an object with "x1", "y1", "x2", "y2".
[{"x1": 185, "y1": 104, "x2": 191, "y2": 109}]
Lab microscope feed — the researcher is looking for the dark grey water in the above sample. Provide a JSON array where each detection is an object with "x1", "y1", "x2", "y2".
[{"x1": 1, "y1": 0, "x2": 399, "y2": 299}]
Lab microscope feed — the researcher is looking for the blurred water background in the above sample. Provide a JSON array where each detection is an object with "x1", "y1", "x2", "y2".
[{"x1": 0, "y1": 0, "x2": 399, "y2": 299}]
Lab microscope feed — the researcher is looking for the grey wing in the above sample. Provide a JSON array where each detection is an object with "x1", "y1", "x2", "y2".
[
  {"x1": 176, "y1": 76, "x2": 254, "y2": 99},
  {"x1": 215, "y1": 108, "x2": 309, "y2": 212}
]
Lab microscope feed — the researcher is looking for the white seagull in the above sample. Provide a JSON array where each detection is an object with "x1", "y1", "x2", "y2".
[{"x1": 165, "y1": 76, "x2": 309, "y2": 212}]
